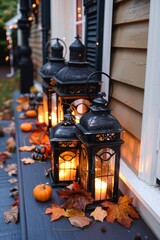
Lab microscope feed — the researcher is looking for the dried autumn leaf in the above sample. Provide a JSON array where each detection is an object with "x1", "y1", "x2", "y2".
[
  {"x1": 29, "y1": 131, "x2": 51, "y2": 158},
  {"x1": 64, "y1": 208, "x2": 85, "y2": 218},
  {"x1": 0, "y1": 159, "x2": 6, "y2": 168},
  {"x1": 4, "y1": 206, "x2": 19, "y2": 223},
  {"x1": 0, "y1": 151, "x2": 12, "y2": 159},
  {"x1": 45, "y1": 204, "x2": 65, "y2": 221},
  {"x1": 21, "y1": 158, "x2": 35, "y2": 164},
  {"x1": 59, "y1": 187, "x2": 94, "y2": 211},
  {"x1": 4, "y1": 164, "x2": 17, "y2": 176},
  {"x1": 101, "y1": 195, "x2": 140, "y2": 228},
  {"x1": 19, "y1": 145, "x2": 35, "y2": 152},
  {"x1": 8, "y1": 178, "x2": 18, "y2": 184},
  {"x1": 69, "y1": 216, "x2": 92, "y2": 228},
  {"x1": 90, "y1": 206, "x2": 107, "y2": 222},
  {"x1": 10, "y1": 196, "x2": 19, "y2": 208},
  {"x1": 6, "y1": 137, "x2": 16, "y2": 152}
]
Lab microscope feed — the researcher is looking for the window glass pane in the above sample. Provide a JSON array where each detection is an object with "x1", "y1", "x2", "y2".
[
  {"x1": 76, "y1": 24, "x2": 82, "y2": 38},
  {"x1": 76, "y1": 0, "x2": 82, "y2": 21}
]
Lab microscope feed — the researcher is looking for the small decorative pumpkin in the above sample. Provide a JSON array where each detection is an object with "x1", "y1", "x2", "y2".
[
  {"x1": 32, "y1": 152, "x2": 46, "y2": 161},
  {"x1": 33, "y1": 184, "x2": 52, "y2": 202},
  {"x1": 20, "y1": 122, "x2": 32, "y2": 132},
  {"x1": 35, "y1": 145, "x2": 46, "y2": 154},
  {"x1": 26, "y1": 109, "x2": 37, "y2": 118}
]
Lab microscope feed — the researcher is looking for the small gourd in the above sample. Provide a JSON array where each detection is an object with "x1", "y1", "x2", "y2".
[
  {"x1": 33, "y1": 184, "x2": 52, "y2": 202},
  {"x1": 20, "y1": 122, "x2": 32, "y2": 132},
  {"x1": 26, "y1": 109, "x2": 37, "y2": 118}
]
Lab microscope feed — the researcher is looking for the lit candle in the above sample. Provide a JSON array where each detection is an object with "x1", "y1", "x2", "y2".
[
  {"x1": 59, "y1": 161, "x2": 76, "y2": 181},
  {"x1": 38, "y1": 105, "x2": 44, "y2": 124},
  {"x1": 51, "y1": 111, "x2": 57, "y2": 127},
  {"x1": 44, "y1": 111, "x2": 48, "y2": 125},
  {"x1": 95, "y1": 178, "x2": 107, "y2": 200}
]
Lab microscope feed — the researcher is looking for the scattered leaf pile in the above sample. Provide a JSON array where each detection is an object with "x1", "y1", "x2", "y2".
[
  {"x1": 0, "y1": 121, "x2": 19, "y2": 224},
  {"x1": 58, "y1": 182, "x2": 94, "y2": 211},
  {"x1": 44, "y1": 182, "x2": 140, "y2": 229}
]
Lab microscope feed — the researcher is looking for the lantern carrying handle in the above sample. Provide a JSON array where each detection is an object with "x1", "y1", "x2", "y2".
[
  {"x1": 86, "y1": 71, "x2": 113, "y2": 102},
  {"x1": 45, "y1": 37, "x2": 67, "y2": 59}
]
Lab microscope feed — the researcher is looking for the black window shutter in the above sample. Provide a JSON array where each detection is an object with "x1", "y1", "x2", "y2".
[{"x1": 83, "y1": 0, "x2": 105, "y2": 71}]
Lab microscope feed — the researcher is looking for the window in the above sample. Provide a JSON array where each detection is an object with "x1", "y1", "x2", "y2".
[{"x1": 75, "y1": 0, "x2": 85, "y2": 43}]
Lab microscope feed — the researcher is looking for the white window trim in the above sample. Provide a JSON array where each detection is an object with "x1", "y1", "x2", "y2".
[
  {"x1": 139, "y1": 0, "x2": 160, "y2": 185},
  {"x1": 102, "y1": 0, "x2": 113, "y2": 98},
  {"x1": 102, "y1": 0, "x2": 160, "y2": 238}
]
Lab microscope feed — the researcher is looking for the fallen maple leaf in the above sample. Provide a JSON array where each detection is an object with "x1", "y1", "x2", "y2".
[
  {"x1": 101, "y1": 195, "x2": 140, "y2": 228},
  {"x1": 0, "y1": 159, "x2": 6, "y2": 168},
  {"x1": 8, "y1": 178, "x2": 18, "y2": 184},
  {"x1": 59, "y1": 186, "x2": 94, "y2": 211},
  {"x1": 45, "y1": 204, "x2": 65, "y2": 221},
  {"x1": 69, "y1": 216, "x2": 92, "y2": 228},
  {"x1": 0, "y1": 151, "x2": 12, "y2": 159},
  {"x1": 64, "y1": 208, "x2": 85, "y2": 218},
  {"x1": 4, "y1": 206, "x2": 19, "y2": 223},
  {"x1": 21, "y1": 158, "x2": 35, "y2": 164},
  {"x1": 4, "y1": 164, "x2": 17, "y2": 176},
  {"x1": 90, "y1": 206, "x2": 107, "y2": 222},
  {"x1": 19, "y1": 145, "x2": 35, "y2": 151},
  {"x1": 6, "y1": 137, "x2": 16, "y2": 152}
]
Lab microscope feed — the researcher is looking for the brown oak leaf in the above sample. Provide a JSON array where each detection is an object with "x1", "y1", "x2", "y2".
[
  {"x1": 21, "y1": 158, "x2": 35, "y2": 164},
  {"x1": 90, "y1": 206, "x2": 107, "y2": 222},
  {"x1": 0, "y1": 159, "x2": 6, "y2": 168},
  {"x1": 101, "y1": 195, "x2": 140, "y2": 228},
  {"x1": 59, "y1": 185, "x2": 94, "y2": 211},
  {"x1": 45, "y1": 203, "x2": 65, "y2": 221},
  {"x1": 64, "y1": 208, "x2": 85, "y2": 218},
  {"x1": 69, "y1": 216, "x2": 92, "y2": 228},
  {"x1": 19, "y1": 145, "x2": 35, "y2": 151},
  {"x1": 4, "y1": 206, "x2": 19, "y2": 223}
]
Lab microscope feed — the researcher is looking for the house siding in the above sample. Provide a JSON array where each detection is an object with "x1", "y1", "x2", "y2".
[
  {"x1": 30, "y1": 3, "x2": 43, "y2": 81},
  {"x1": 110, "y1": 0, "x2": 150, "y2": 174}
]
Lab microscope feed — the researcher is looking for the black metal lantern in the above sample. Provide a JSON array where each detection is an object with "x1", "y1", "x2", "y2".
[
  {"x1": 39, "y1": 38, "x2": 66, "y2": 127},
  {"x1": 49, "y1": 109, "x2": 80, "y2": 187},
  {"x1": 76, "y1": 92, "x2": 124, "y2": 204},
  {"x1": 53, "y1": 36, "x2": 101, "y2": 124}
]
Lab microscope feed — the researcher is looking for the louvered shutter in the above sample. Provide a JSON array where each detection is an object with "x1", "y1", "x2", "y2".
[{"x1": 83, "y1": 0, "x2": 105, "y2": 70}]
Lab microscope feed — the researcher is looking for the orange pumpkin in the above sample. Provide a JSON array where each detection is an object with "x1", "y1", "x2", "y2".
[
  {"x1": 20, "y1": 122, "x2": 32, "y2": 132},
  {"x1": 26, "y1": 109, "x2": 37, "y2": 118},
  {"x1": 33, "y1": 184, "x2": 52, "y2": 202}
]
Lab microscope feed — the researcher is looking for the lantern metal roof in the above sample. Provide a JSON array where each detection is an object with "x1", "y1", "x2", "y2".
[
  {"x1": 76, "y1": 92, "x2": 123, "y2": 136},
  {"x1": 54, "y1": 36, "x2": 100, "y2": 86},
  {"x1": 50, "y1": 109, "x2": 79, "y2": 142},
  {"x1": 39, "y1": 38, "x2": 66, "y2": 80}
]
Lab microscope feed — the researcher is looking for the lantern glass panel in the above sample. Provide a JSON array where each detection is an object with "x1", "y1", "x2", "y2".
[
  {"x1": 51, "y1": 92, "x2": 58, "y2": 127},
  {"x1": 37, "y1": 104, "x2": 44, "y2": 124},
  {"x1": 58, "y1": 151, "x2": 78, "y2": 181},
  {"x1": 79, "y1": 144, "x2": 88, "y2": 190},
  {"x1": 57, "y1": 96, "x2": 64, "y2": 123},
  {"x1": 71, "y1": 99, "x2": 91, "y2": 123},
  {"x1": 95, "y1": 148, "x2": 115, "y2": 200},
  {"x1": 43, "y1": 92, "x2": 49, "y2": 125}
]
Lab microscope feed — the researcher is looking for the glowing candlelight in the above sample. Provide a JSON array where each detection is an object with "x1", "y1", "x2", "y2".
[
  {"x1": 51, "y1": 111, "x2": 57, "y2": 127},
  {"x1": 95, "y1": 178, "x2": 107, "y2": 200},
  {"x1": 38, "y1": 105, "x2": 44, "y2": 124},
  {"x1": 59, "y1": 161, "x2": 76, "y2": 181}
]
